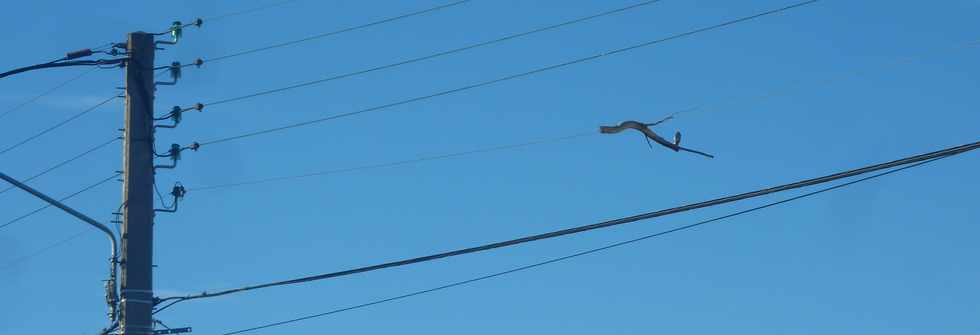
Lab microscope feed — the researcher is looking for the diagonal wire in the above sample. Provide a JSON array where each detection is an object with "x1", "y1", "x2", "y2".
[
  {"x1": 201, "y1": 0, "x2": 474, "y2": 65},
  {"x1": 0, "y1": 173, "x2": 119, "y2": 231},
  {"x1": 156, "y1": 139, "x2": 979, "y2": 307},
  {"x1": 0, "y1": 231, "x2": 87, "y2": 270},
  {"x1": 674, "y1": 38, "x2": 980, "y2": 120},
  {"x1": 198, "y1": 0, "x2": 821, "y2": 146},
  {"x1": 204, "y1": 0, "x2": 302, "y2": 22},
  {"x1": 200, "y1": 0, "x2": 663, "y2": 104},
  {"x1": 0, "y1": 68, "x2": 97, "y2": 121},
  {"x1": 215, "y1": 156, "x2": 951, "y2": 335},
  {"x1": 191, "y1": 132, "x2": 594, "y2": 191},
  {"x1": 0, "y1": 137, "x2": 119, "y2": 195},
  {"x1": 188, "y1": 37, "x2": 980, "y2": 192},
  {"x1": 0, "y1": 96, "x2": 118, "y2": 157}
]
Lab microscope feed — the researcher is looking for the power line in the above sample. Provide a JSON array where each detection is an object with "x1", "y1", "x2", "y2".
[
  {"x1": 0, "y1": 230, "x2": 87, "y2": 270},
  {"x1": 0, "y1": 58, "x2": 126, "y2": 80},
  {"x1": 204, "y1": 0, "x2": 302, "y2": 23},
  {"x1": 155, "y1": 139, "x2": 980, "y2": 307},
  {"x1": 194, "y1": 0, "x2": 662, "y2": 105},
  {"x1": 676, "y1": 38, "x2": 980, "y2": 120},
  {"x1": 214, "y1": 156, "x2": 949, "y2": 335},
  {"x1": 197, "y1": 0, "x2": 821, "y2": 147},
  {"x1": 190, "y1": 37, "x2": 980, "y2": 191},
  {"x1": 0, "y1": 68, "x2": 97, "y2": 121},
  {"x1": 0, "y1": 96, "x2": 118, "y2": 157},
  {"x1": 190, "y1": 132, "x2": 594, "y2": 191},
  {"x1": 199, "y1": 0, "x2": 473, "y2": 65},
  {"x1": 0, "y1": 137, "x2": 119, "y2": 195},
  {"x1": 0, "y1": 173, "x2": 119, "y2": 231}
]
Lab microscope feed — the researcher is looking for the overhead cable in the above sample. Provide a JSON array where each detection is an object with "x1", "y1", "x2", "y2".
[
  {"x1": 0, "y1": 137, "x2": 119, "y2": 195},
  {"x1": 199, "y1": 0, "x2": 473, "y2": 66},
  {"x1": 194, "y1": 0, "x2": 663, "y2": 105},
  {"x1": 190, "y1": 37, "x2": 980, "y2": 191},
  {"x1": 0, "y1": 173, "x2": 119, "y2": 231},
  {"x1": 0, "y1": 68, "x2": 98, "y2": 121},
  {"x1": 0, "y1": 230, "x2": 88, "y2": 270},
  {"x1": 197, "y1": 0, "x2": 821, "y2": 146},
  {"x1": 190, "y1": 132, "x2": 594, "y2": 191},
  {"x1": 214, "y1": 156, "x2": 949, "y2": 334},
  {"x1": 156, "y1": 139, "x2": 979, "y2": 307},
  {"x1": 205, "y1": 0, "x2": 301, "y2": 23},
  {"x1": 0, "y1": 96, "x2": 118, "y2": 157},
  {"x1": 0, "y1": 58, "x2": 127, "y2": 80}
]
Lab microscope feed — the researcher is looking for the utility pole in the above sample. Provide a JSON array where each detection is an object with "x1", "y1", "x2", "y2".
[{"x1": 120, "y1": 32, "x2": 155, "y2": 335}]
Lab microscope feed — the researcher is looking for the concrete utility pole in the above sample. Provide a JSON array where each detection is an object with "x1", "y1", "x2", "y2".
[{"x1": 120, "y1": 32, "x2": 155, "y2": 335}]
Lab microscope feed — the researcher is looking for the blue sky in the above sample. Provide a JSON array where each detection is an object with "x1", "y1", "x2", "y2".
[{"x1": 1, "y1": 0, "x2": 978, "y2": 334}]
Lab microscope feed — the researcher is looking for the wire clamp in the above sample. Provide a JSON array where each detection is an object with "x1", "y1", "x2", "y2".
[
  {"x1": 155, "y1": 182, "x2": 186, "y2": 213},
  {"x1": 155, "y1": 62, "x2": 181, "y2": 86}
]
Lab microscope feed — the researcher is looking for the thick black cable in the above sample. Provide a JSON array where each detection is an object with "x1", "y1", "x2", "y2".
[
  {"x1": 199, "y1": 0, "x2": 820, "y2": 146},
  {"x1": 218, "y1": 156, "x2": 949, "y2": 334},
  {"x1": 0, "y1": 137, "x2": 119, "y2": 195},
  {"x1": 190, "y1": 37, "x2": 980, "y2": 190},
  {"x1": 0, "y1": 96, "x2": 118, "y2": 157},
  {"x1": 156, "y1": 139, "x2": 979, "y2": 307},
  {"x1": 0, "y1": 173, "x2": 119, "y2": 230},
  {"x1": 199, "y1": 0, "x2": 662, "y2": 105},
  {"x1": 191, "y1": 132, "x2": 594, "y2": 191},
  {"x1": 201, "y1": 0, "x2": 472, "y2": 65},
  {"x1": 0, "y1": 58, "x2": 126, "y2": 79}
]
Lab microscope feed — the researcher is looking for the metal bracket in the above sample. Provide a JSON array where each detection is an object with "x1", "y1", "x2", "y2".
[
  {"x1": 154, "y1": 62, "x2": 181, "y2": 86},
  {"x1": 154, "y1": 327, "x2": 192, "y2": 335},
  {"x1": 155, "y1": 183, "x2": 186, "y2": 213}
]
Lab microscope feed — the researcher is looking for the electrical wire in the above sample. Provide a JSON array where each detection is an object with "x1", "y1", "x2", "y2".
[
  {"x1": 153, "y1": 0, "x2": 306, "y2": 37},
  {"x1": 0, "y1": 173, "x2": 120, "y2": 231},
  {"x1": 0, "y1": 68, "x2": 98, "y2": 121},
  {"x1": 188, "y1": 36, "x2": 980, "y2": 191},
  {"x1": 196, "y1": 0, "x2": 664, "y2": 106},
  {"x1": 0, "y1": 230, "x2": 88, "y2": 270},
  {"x1": 204, "y1": 0, "x2": 302, "y2": 22},
  {"x1": 0, "y1": 58, "x2": 127, "y2": 80},
  {"x1": 0, "y1": 137, "x2": 119, "y2": 195},
  {"x1": 197, "y1": 0, "x2": 821, "y2": 146},
  {"x1": 199, "y1": 0, "x2": 473, "y2": 65},
  {"x1": 0, "y1": 96, "x2": 118, "y2": 157},
  {"x1": 674, "y1": 38, "x2": 980, "y2": 120},
  {"x1": 155, "y1": 139, "x2": 980, "y2": 306},
  {"x1": 215, "y1": 156, "x2": 950, "y2": 334},
  {"x1": 190, "y1": 132, "x2": 594, "y2": 191},
  {"x1": 154, "y1": 183, "x2": 174, "y2": 210}
]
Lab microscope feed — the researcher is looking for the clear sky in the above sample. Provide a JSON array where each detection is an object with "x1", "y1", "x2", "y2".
[{"x1": 1, "y1": 0, "x2": 978, "y2": 334}]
